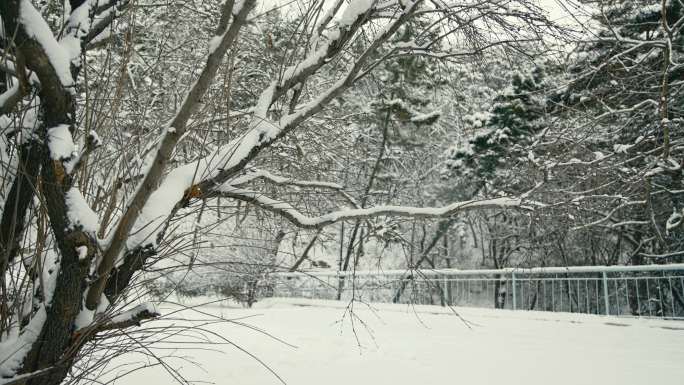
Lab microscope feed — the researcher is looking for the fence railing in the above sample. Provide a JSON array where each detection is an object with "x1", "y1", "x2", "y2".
[{"x1": 264, "y1": 264, "x2": 684, "y2": 319}]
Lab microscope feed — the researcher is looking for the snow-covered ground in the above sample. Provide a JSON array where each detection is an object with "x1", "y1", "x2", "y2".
[{"x1": 114, "y1": 298, "x2": 684, "y2": 385}]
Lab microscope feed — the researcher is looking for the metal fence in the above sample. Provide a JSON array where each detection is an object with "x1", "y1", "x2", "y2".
[{"x1": 265, "y1": 264, "x2": 684, "y2": 319}]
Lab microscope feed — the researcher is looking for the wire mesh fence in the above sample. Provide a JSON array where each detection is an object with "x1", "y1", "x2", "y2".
[{"x1": 264, "y1": 264, "x2": 684, "y2": 319}]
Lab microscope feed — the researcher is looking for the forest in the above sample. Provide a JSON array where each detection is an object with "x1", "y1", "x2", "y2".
[{"x1": 0, "y1": 0, "x2": 683, "y2": 384}]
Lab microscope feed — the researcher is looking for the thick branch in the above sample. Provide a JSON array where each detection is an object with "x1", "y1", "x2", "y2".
[
  {"x1": 87, "y1": 0, "x2": 255, "y2": 310},
  {"x1": 97, "y1": 303, "x2": 160, "y2": 331},
  {"x1": 192, "y1": 0, "x2": 423, "y2": 195},
  {"x1": 215, "y1": 186, "x2": 530, "y2": 229}
]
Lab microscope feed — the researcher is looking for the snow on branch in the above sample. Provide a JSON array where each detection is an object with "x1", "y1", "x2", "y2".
[
  {"x1": 313, "y1": 0, "x2": 345, "y2": 39},
  {"x1": 65, "y1": 188, "x2": 99, "y2": 233},
  {"x1": 0, "y1": 307, "x2": 47, "y2": 379},
  {"x1": 83, "y1": 0, "x2": 130, "y2": 47},
  {"x1": 231, "y1": 168, "x2": 361, "y2": 208},
  {"x1": 98, "y1": 303, "x2": 160, "y2": 331},
  {"x1": 68, "y1": 303, "x2": 160, "y2": 354},
  {"x1": 217, "y1": 185, "x2": 531, "y2": 229},
  {"x1": 233, "y1": 169, "x2": 343, "y2": 190},
  {"x1": 1, "y1": 0, "x2": 128, "y2": 121},
  {"x1": 104, "y1": 0, "x2": 424, "y2": 302},
  {"x1": 18, "y1": 0, "x2": 74, "y2": 87},
  {"x1": 251, "y1": 0, "x2": 413, "y2": 122},
  {"x1": 0, "y1": 367, "x2": 59, "y2": 385},
  {"x1": 123, "y1": 0, "x2": 421, "y2": 251},
  {"x1": 571, "y1": 200, "x2": 647, "y2": 230},
  {"x1": 17, "y1": 0, "x2": 114, "y2": 86},
  {"x1": 86, "y1": 0, "x2": 256, "y2": 311}
]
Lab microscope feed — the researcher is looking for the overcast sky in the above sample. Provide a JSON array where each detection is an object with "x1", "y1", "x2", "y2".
[
  {"x1": 541, "y1": 0, "x2": 593, "y2": 25},
  {"x1": 256, "y1": 0, "x2": 594, "y2": 28}
]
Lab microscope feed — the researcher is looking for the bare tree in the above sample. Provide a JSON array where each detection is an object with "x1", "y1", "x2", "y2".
[{"x1": 0, "y1": 0, "x2": 557, "y2": 384}]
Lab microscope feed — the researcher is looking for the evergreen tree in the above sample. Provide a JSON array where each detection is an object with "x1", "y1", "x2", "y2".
[{"x1": 446, "y1": 62, "x2": 550, "y2": 193}]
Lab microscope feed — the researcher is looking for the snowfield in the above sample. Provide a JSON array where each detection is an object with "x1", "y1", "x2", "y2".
[{"x1": 115, "y1": 298, "x2": 684, "y2": 385}]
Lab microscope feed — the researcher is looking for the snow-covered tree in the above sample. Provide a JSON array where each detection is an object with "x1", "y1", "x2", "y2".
[
  {"x1": 0, "y1": 0, "x2": 557, "y2": 383},
  {"x1": 546, "y1": 0, "x2": 684, "y2": 262}
]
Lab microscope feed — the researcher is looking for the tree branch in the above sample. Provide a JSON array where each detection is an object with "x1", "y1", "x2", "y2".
[
  {"x1": 87, "y1": 0, "x2": 255, "y2": 311},
  {"x1": 215, "y1": 186, "x2": 531, "y2": 229}
]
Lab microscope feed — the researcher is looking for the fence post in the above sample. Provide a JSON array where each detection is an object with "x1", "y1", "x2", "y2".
[
  {"x1": 512, "y1": 273, "x2": 517, "y2": 311},
  {"x1": 602, "y1": 271, "x2": 610, "y2": 315}
]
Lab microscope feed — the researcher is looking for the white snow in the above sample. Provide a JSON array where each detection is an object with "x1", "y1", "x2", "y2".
[
  {"x1": 110, "y1": 298, "x2": 684, "y2": 385},
  {"x1": 40, "y1": 251, "x2": 61, "y2": 305},
  {"x1": 74, "y1": 294, "x2": 111, "y2": 331},
  {"x1": 0, "y1": 251, "x2": 64, "y2": 377},
  {"x1": 65, "y1": 188, "x2": 99, "y2": 232},
  {"x1": 231, "y1": 169, "x2": 343, "y2": 190},
  {"x1": 74, "y1": 305, "x2": 95, "y2": 331},
  {"x1": 232, "y1": 0, "x2": 246, "y2": 16},
  {"x1": 666, "y1": 209, "x2": 683, "y2": 234},
  {"x1": 19, "y1": 0, "x2": 75, "y2": 87},
  {"x1": 76, "y1": 245, "x2": 88, "y2": 260},
  {"x1": 88, "y1": 131, "x2": 102, "y2": 147},
  {"x1": 218, "y1": 185, "x2": 524, "y2": 227},
  {"x1": 46, "y1": 124, "x2": 76, "y2": 160},
  {"x1": 613, "y1": 143, "x2": 633, "y2": 153},
  {"x1": 338, "y1": 0, "x2": 374, "y2": 27},
  {"x1": 109, "y1": 302, "x2": 160, "y2": 324},
  {"x1": 394, "y1": 40, "x2": 420, "y2": 49},
  {"x1": 17, "y1": 0, "x2": 105, "y2": 89},
  {"x1": 208, "y1": 32, "x2": 226, "y2": 54},
  {"x1": 127, "y1": 123, "x2": 282, "y2": 250},
  {"x1": 122, "y1": 0, "x2": 421, "y2": 251},
  {"x1": 411, "y1": 110, "x2": 440, "y2": 123},
  {"x1": 0, "y1": 306, "x2": 47, "y2": 378},
  {"x1": 254, "y1": 83, "x2": 276, "y2": 119},
  {"x1": 126, "y1": 138, "x2": 245, "y2": 249}
]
